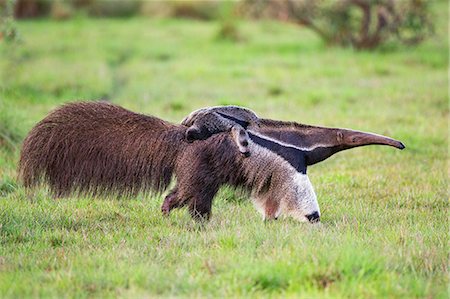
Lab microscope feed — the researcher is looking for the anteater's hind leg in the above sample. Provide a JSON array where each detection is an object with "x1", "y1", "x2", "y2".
[{"x1": 161, "y1": 187, "x2": 189, "y2": 216}]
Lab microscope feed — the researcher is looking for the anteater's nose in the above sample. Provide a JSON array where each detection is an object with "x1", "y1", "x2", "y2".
[{"x1": 306, "y1": 211, "x2": 320, "y2": 223}]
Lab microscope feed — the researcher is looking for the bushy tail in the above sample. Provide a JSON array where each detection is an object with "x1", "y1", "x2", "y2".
[{"x1": 18, "y1": 102, "x2": 185, "y2": 197}]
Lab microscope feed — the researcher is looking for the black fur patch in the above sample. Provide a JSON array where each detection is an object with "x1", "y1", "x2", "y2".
[
  {"x1": 248, "y1": 132, "x2": 307, "y2": 174},
  {"x1": 216, "y1": 112, "x2": 249, "y2": 129}
]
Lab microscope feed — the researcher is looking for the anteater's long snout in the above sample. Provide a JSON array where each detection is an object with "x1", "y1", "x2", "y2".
[{"x1": 341, "y1": 129, "x2": 405, "y2": 150}]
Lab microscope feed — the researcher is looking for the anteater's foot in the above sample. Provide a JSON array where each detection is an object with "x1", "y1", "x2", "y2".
[
  {"x1": 161, "y1": 199, "x2": 171, "y2": 216},
  {"x1": 161, "y1": 190, "x2": 178, "y2": 216}
]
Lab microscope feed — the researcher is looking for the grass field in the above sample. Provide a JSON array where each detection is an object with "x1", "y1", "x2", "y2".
[{"x1": 0, "y1": 2, "x2": 448, "y2": 298}]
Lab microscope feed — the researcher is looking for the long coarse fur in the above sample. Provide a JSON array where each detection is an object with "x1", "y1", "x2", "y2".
[{"x1": 19, "y1": 102, "x2": 185, "y2": 197}]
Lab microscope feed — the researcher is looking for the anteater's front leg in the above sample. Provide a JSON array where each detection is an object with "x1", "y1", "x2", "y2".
[{"x1": 188, "y1": 185, "x2": 219, "y2": 221}]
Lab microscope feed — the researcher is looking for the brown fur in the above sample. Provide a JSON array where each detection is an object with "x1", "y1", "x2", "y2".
[{"x1": 19, "y1": 102, "x2": 297, "y2": 220}]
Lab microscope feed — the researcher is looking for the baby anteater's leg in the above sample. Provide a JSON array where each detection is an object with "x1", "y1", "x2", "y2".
[
  {"x1": 231, "y1": 125, "x2": 251, "y2": 157},
  {"x1": 185, "y1": 125, "x2": 207, "y2": 142}
]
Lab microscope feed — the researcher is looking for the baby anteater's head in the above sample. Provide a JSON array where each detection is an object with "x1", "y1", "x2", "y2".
[{"x1": 181, "y1": 106, "x2": 259, "y2": 156}]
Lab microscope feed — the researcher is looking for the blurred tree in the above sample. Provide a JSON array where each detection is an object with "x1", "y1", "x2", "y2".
[
  {"x1": 13, "y1": 0, "x2": 51, "y2": 18},
  {"x1": 50, "y1": 0, "x2": 73, "y2": 20},
  {"x1": 87, "y1": 0, "x2": 140, "y2": 18},
  {"x1": 171, "y1": 1, "x2": 222, "y2": 20},
  {"x1": 217, "y1": 1, "x2": 242, "y2": 42},
  {"x1": 0, "y1": 0, "x2": 19, "y2": 42},
  {"x1": 242, "y1": 0, "x2": 434, "y2": 49}
]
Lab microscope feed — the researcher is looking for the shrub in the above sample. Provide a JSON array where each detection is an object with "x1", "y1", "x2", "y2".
[
  {"x1": 86, "y1": 0, "x2": 141, "y2": 18},
  {"x1": 216, "y1": 2, "x2": 242, "y2": 42},
  {"x1": 50, "y1": 0, "x2": 73, "y2": 20},
  {"x1": 242, "y1": 0, "x2": 434, "y2": 49},
  {"x1": 217, "y1": 21, "x2": 241, "y2": 42},
  {"x1": 11, "y1": 0, "x2": 141, "y2": 19},
  {"x1": 171, "y1": 1, "x2": 222, "y2": 20}
]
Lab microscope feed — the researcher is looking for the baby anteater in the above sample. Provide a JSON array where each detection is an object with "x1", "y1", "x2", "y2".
[{"x1": 181, "y1": 106, "x2": 260, "y2": 156}]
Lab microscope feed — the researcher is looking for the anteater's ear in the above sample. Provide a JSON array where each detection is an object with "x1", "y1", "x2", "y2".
[
  {"x1": 252, "y1": 119, "x2": 405, "y2": 166},
  {"x1": 231, "y1": 125, "x2": 251, "y2": 157}
]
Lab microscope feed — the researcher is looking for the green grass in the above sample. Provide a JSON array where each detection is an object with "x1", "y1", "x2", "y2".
[{"x1": 0, "y1": 3, "x2": 448, "y2": 298}]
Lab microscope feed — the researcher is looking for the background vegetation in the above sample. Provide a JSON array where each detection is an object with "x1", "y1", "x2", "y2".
[
  {"x1": 0, "y1": 0, "x2": 448, "y2": 298},
  {"x1": 4, "y1": 0, "x2": 436, "y2": 48}
]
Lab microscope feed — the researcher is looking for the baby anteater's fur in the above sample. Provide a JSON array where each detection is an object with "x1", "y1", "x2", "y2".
[
  {"x1": 18, "y1": 102, "x2": 308, "y2": 220},
  {"x1": 181, "y1": 106, "x2": 259, "y2": 156}
]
